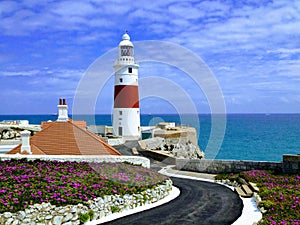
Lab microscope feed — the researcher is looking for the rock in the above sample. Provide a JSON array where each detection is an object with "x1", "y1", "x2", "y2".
[
  {"x1": 3, "y1": 132, "x2": 10, "y2": 139},
  {"x1": 5, "y1": 218, "x2": 14, "y2": 225},
  {"x1": 25, "y1": 209, "x2": 32, "y2": 214},
  {"x1": 62, "y1": 222, "x2": 74, "y2": 225},
  {"x1": 45, "y1": 215, "x2": 53, "y2": 220},
  {"x1": 12, "y1": 220, "x2": 20, "y2": 225},
  {"x1": 260, "y1": 207, "x2": 267, "y2": 214},
  {"x1": 58, "y1": 208, "x2": 67, "y2": 214},
  {"x1": 62, "y1": 213, "x2": 73, "y2": 222},
  {"x1": 99, "y1": 211, "x2": 106, "y2": 218},
  {"x1": 22, "y1": 218, "x2": 32, "y2": 223},
  {"x1": 52, "y1": 215, "x2": 64, "y2": 225},
  {"x1": 71, "y1": 214, "x2": 78, "y2": 221},
  {"x1": 3, "y1": 212, "x2": 13, "y2": 218},
  {"x1": 89, "y1": 204, "x2": 97, "y2": 209},
  {"x1": 114, "y1": 201, "x2": 120, "y2": 206},
  {"x1": 35, "y1": 204, "x2": 42, "y2": 211},
  {"x1": 17, "y1": 211, "x2": 26, "y2": 220},
  {"x1": 70, "y1": 207, "x2": 77, "y2": 213}
]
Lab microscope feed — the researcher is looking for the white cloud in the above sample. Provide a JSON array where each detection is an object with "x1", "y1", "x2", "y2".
[
  {"x1": 168, "y1": 2, "x2": 204, "y2": 20},
  {"x1": 0, "y1": 68, "x2": 84, "y2": 103},
  {"x1": 51, "y1": 1, "x2": 97, "y2": 17},
  {"x1": 267, "y1": 48, "x2": 300, "y2": 56},
  {"x1": 1, "y1": 0, "x2": 300, "y2": 113},
  {"x1": 0, "y1": 68, "x2": 83, "y2": 80},
  {"x1": 196, "y1": 1, "x2": 229, "y2": 14},
  {"x1": 0, "y1": 1, "x2": 19, "y2": 16},
  {"x1": 0, "y1": 69, "x2": 41, "y2": 77}
]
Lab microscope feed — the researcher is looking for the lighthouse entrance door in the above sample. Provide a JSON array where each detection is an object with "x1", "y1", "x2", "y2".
[{"x1": 118, "y1": 127, "x2": 123, "y2": 136}]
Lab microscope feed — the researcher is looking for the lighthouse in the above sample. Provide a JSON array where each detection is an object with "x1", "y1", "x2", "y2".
[{"x1": 113, "y1": 32, "x2": 140, "y2": 140}]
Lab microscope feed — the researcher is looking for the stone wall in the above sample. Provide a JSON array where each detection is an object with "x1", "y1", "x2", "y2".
[
  {"x1": 0, "y1": 155, "x2": 150, "y2": 168},
  {"x1": 176, "y1": 159, "x2": 283, "y2": 174},
  {"x1": 0, "y1": 180, "x2": 173, "y2": 225},
  {"x1": 283, "y1": 154, "x2": 300, "y2": 174}
]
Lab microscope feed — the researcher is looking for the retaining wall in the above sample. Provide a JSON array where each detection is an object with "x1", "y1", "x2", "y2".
[
  {"x1": 283, "y1": 154, "x2": 300, "y2": 174},
  {"x1": 0, "y1": 180, "x2": 173, "y2": 225},
  {"x1": 0, "y1": 154, "x2": 150, "y2": 168},
  {"x1": 176, "y1": 158, "x2": 283, "y2": 174}
]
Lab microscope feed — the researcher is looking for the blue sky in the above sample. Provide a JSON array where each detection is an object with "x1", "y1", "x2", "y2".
[{"x1": 1, "y1": 0, "x2": 300, "y2": 114}]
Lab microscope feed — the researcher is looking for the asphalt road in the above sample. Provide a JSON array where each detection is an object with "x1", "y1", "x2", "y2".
[{"x1": 102, "y1": 177, "x2": 243, "y2": 225}]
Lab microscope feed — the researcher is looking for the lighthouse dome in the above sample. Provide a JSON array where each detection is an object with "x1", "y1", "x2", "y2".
[
  {"x1": 119, "y1": 32, "x2": 133, "y2": 47},
  {"x1": 122, "y1": 33, "x2": 130, "y2": 40}
]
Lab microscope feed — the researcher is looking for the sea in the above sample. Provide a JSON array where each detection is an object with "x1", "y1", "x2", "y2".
[{"x1": 1, "y1": 114, "x2": 299, "y2": 162}]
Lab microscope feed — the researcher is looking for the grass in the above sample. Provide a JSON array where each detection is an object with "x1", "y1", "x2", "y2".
[
  {"x1": 0, "y1": 158, "x2": 169, "y2": 214},
  {"x1": 216, "y1": 170, "x2": 300, "y2": 225}
]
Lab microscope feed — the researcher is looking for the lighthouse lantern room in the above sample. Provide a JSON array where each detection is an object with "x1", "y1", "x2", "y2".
[{"x1": 113, "y1": 32, "x2": 140, "y2": 139}]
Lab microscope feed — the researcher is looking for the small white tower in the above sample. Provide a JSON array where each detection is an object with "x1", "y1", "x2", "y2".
[
  {"x1": 57, "y1": 98, "x2": 68, "y2": 122},
  {"x1": 20, "y1": 130, "x2": 32, "y2": 154},
  {"x1": 113, "y1": 32, "x2": 140, "y2": 140}
]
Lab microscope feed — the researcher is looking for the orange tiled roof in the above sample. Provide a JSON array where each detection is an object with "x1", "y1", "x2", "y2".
[
  {"x1": 41, "y1": 119, "x2": 87, "y2": 129},
  {"x1": 7, "y1": 120, "x2": 121, "y2": 156}
]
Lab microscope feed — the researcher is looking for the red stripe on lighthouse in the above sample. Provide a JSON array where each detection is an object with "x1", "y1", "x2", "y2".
[{"x1": 114, "y1": 85, "x2": 139, "y2": 108}]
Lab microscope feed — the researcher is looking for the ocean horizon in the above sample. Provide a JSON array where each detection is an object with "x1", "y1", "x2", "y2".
[{"x1": 1, "y1": 113, "x2": 299, "y2": 162}]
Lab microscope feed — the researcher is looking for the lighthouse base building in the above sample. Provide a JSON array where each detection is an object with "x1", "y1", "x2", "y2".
[{"x1": 113, "y1": 32, "x2": 141, "y2": 140}]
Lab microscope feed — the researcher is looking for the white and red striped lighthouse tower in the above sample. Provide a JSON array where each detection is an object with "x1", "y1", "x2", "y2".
[{"x1": 113, "y1": 32, "x2": 140, "y2": 139}]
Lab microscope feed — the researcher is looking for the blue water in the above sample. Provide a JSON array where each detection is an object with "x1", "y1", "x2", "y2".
[{"x1": 1, "y1": 114, "x2": 299, "y2": 162}]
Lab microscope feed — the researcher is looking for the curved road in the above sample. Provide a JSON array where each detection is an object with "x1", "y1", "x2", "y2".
[{"x1": 103, "y1": 177, "x2": 243, "y2": 225}]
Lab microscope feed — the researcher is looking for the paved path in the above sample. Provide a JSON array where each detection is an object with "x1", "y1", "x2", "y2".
[{"x1": 102, "y1": 177, "x2": 243, "y2": 225}]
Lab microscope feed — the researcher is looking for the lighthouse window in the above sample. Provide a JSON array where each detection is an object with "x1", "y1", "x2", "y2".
[
  {"x1": 128, "y1": 67, "x2": 132, "y2": 73},
  {"x1": 119, "y1": 110, "x2": 122, "y2": 116},
  {"x1": 119, "y1": 78, "x2": 123, "y2": 83}
]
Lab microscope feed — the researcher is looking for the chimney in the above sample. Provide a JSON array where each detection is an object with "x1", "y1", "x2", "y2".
[
  {"x1": 57, "y1": 98, "x2": 69, "y2": 122},
  {"x1": 20, "y1": 130, "x2": 32, "y2": 154}
]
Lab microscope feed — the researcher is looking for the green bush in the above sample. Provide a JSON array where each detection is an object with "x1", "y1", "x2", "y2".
[
  {"x1": 88, "y1": 210, "x2": 95, "y2": 220},
  {"x1": 79, "y1": 213, "x2": 90, "y2": 223},
  {"x1": 259, "y1": 200, "x2": 275, "y2": 210},
  {"x1": 111, "y1": 205, "x2": 121, "y2": 213}
]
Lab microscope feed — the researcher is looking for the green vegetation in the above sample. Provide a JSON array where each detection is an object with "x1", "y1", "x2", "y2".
[
  {"x1": 111, "y1": 205, "x2": 121, "y2": 213},
  {"x1": 79, "y1": 212, "x2": 90, "y2": 223}
]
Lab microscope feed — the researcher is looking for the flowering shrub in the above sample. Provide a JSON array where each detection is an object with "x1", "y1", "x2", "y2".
[
  {"x1": 218, "y1": 170, "x2": 300, "y2": 225},
  {"x1": 240, "y1": 170, "x2": 300, "y2": 225},
  {"x1": 0, "y1": 158, "x2": 169, "y2": 213}
]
